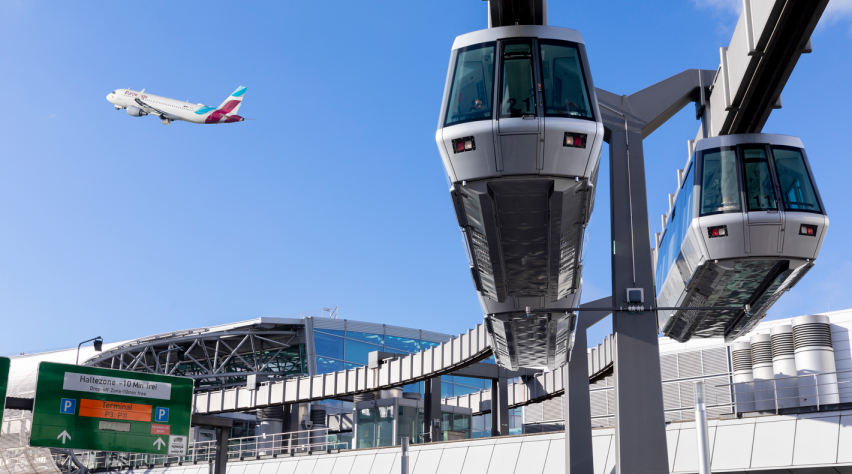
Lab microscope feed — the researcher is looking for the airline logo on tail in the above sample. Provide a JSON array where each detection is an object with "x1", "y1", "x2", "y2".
[{"x1": 197, "y1": 86, "x2": 247, "y2": 123}]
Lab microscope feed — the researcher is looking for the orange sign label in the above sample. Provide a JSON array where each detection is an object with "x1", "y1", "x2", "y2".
[
  {"x1": 151, "y1": 424, "x2": 170, "y2": 435},
  {"x1": 79, "y1": 399, "x2": 152, "y2": 422}
]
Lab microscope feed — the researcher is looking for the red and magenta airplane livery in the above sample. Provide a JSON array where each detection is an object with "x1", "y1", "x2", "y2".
[{"x1": 106, "y1": 86, "x2": 251, "y2": 125}]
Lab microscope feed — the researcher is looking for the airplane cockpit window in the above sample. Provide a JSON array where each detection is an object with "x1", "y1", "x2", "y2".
[
  {"x1": 111, "y1": 91, "x2": 116, "y2": 95},
  {"x1": 445, "y1": 43, "x2": 495, "y2": 127},
  {"x1": 540, "y1": 41, "x2": 593, "y2": 120}
]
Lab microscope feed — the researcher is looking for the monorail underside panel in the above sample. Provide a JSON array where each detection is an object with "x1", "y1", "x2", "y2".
[{"x1": 656, "y1": 134, "x2": 827, "y2": 343}]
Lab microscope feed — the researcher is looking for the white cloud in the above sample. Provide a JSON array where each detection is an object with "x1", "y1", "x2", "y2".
[
  {"x1": 819, "y1": 0, "x2": 852, "y2": 32},
  {"x1": 691, "y1": 0, "x2": 742, "y2": 16},
  {"x1": 42, "y1": 113, "x2": 56, "y2": 121}
]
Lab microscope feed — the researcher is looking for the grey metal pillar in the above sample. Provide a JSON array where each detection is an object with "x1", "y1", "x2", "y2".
[
  {"x1": 491, "y1": 376, "x2": 509, "y2": 436},
  {"x1": 401, "y1": 437, "x2": 410, "y2": 474},
  {"x1": 596, "y1": 69, "x2": 715, "y2": 474},
  {"x1": 423, "y1": 377, "x2": 441, "y2": 443},
  {"x1": 213, "y1": 427, "x2": 229, "y2": 474},
  {"x1": 565, "y1": 297, "x2": 613, "y2": 474}
]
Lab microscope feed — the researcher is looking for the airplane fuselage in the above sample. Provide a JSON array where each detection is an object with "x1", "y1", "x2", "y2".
[{"x1": 106, "y1": 88, "x2": 246, "y2": 125}]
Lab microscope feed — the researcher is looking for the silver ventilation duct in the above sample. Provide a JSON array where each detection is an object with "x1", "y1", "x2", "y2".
[
  {"x1": 731, "y1": 341, "x2": 756, "y2": 412},
  {"x1": 770, "y1": 324, "x2": 799, "y2": 408},
  {"x1": 792, "y1": 315, "x2": 839, "y2": 406},
  {"x1": 750, "y1": 333, "x2": 775, "y2": 411}
]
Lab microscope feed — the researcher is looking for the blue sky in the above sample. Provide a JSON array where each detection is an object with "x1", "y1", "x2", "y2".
[{"x1": 1, "y1": 1, "x2": 851, "y2": 354}]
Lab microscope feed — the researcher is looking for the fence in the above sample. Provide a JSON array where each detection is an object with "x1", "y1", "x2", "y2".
[
  {"x1": 54, "y1": 429, "x2": 349, "y2": 471},
  {"x1": 716, "y1": 368, "x2": 852, "y2": 414}
]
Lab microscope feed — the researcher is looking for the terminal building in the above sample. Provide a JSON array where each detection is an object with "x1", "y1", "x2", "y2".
[{"x1": 2, "y1": 308, "x2": 851, "y2": 474}]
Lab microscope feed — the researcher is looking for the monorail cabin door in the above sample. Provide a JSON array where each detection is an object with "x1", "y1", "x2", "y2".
[
  {"x1": 496, "y1": 39, "x2": 543, "y2": 174},
  {"x1": 742, "y1": 145, "x2": 783, "y2": 255}
]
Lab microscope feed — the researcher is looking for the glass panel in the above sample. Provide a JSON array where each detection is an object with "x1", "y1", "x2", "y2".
[
  {"x1": 772, "y1": 147, "x2": 822, "y2": 212},
  {"x1": 344, "y1": 362, "x2": 362, "y2": 370},
  {"x1": 540, "y1": 41, "x2": 593, "y2": 119},
  {"x1": 441, "y1": 375, "x2": 454, "y2": 383},
  {"x1": 445, "y1": 43, "x2": 496, "y2": 126},
  {"x1": 315, "y1": 329, "x2": 345, "y2": 337},
  {"x1": 397, "y1": 405, "x2": 423, "y2": 445},
  {"x1": 385, "y1": 335, "x2": 420, "y2": 353},
  {"x1": 509, "y1": 407, "x2": 523, "y2": 436},
  {"x1": 421, "y1": 340, "x2": 441, "y2": 349},
  {"x1": 453, "y1": 376, "x2": 485, "y2": 389},
  {"x1": 376, "y1": 406, "x2": 394, "y2": 447},
  {"x1": 742, "y1": 147, "x2": 777, "y2": 211},
  {"x1": 480, "y1": 355, "x2": 495, "y2": 364},
  {"x1": 357, "y1": 408, "x2": 376, "y2": 449},
  {"x1": 656, "y1": 163, "x2": 696, "y2": 294},
  {"x1": 700, "y1": 148, "x2": 740, "y2": 215},
  {"x1": 500, "y1": 42, "x2": 536, "y2": 118},
  {"x1": 316, "y1": 357, "x2": 343, "y2": 374},
  {"x1": 453, "y1": 413, "x2": 470, "y2": 432},
  {"x1": 442, "y1": 382, "x2": 454, "y2": 398},
  {"x1": 346, "y1": 331, "x2": 383, "y2": 345},
  {"x1": 344, "y1": 339, "x2": 383, "y2": 365},
  {"x1": 314, "y1": 332, "x2": 344, "y2": 360},
  {"x1": 451, "y1": 384, "x2": 481, "y2": 397}
]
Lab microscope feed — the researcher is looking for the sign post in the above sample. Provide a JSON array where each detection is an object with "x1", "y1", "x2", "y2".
[
  {"x1": 0, "y1": 357, "x2": 9, "y2": 423},
  {"x1": 29, "y1": 362, "x2": 193, "y2": 455}
]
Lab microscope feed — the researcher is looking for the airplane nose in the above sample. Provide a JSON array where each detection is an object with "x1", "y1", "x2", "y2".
[{"x1": 106, "y1": 94, "x2": 112, "y2": 101}]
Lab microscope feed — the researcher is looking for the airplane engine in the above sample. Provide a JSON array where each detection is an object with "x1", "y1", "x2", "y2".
[{"x1": 126, "y1": 106, "x2": 147, "y2": 117}]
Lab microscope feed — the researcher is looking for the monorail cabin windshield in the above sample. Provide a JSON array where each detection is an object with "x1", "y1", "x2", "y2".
[{"x1": 655, "y1": 134, "x2": 827, "y2": 343}]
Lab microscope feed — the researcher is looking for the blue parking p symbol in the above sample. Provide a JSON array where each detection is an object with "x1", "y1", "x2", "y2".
[
  {"x1": 60, "y1": 398, "x2": 76, "y2": 414},
  {"x1": 155, "y1": 407, "x2": 169, "y2": 422}
]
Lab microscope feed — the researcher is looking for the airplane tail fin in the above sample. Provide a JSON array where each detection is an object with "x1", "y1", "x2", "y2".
[{"x1": 217, "y1": 86, "x2": 247, "y2": 115}]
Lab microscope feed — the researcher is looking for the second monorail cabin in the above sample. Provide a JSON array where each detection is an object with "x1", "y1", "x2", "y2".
[{"x1": 655, "y1": 134, "x2": 827, "y2": 343}]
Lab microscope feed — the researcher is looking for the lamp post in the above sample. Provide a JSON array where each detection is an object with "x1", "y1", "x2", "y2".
[{"x1": 76, "y1": 337, "x2": 103, "y2": 365}]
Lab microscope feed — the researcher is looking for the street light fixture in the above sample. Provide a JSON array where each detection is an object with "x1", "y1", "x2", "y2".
[{"x1": 76, "y1": 337, "x2": 103, "y2": 365}]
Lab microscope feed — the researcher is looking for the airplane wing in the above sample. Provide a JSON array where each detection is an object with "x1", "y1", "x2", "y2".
[{"x1": 134, "y1": 97, "x2": 168, "y2": 117}]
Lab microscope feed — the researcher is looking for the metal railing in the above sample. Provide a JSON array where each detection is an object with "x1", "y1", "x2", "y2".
[
  {"x1": 52, "y1": 440, "x2": 218, "y2": 471},
  {"x1": 227, "y1": 428, "x2": 348, "y2": 459},
  {"x1": 54, "y1": 429, "x2": 350, "y2": 471},
  {"x1": 716, "y1": 368, "x2": 852, "y2": 415}
]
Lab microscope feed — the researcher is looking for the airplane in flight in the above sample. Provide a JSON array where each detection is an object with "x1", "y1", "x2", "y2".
[{"x1": 106, "y1": 86, "x2": 250, "y2": 125}]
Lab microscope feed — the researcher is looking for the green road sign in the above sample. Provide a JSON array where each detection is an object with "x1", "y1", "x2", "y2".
[
  {"x1": 0, "y1": 357, "x2": 9, "y2": 424},
  {"x1": 30, "y1": 362, "x2": 193, "y2": 455}
]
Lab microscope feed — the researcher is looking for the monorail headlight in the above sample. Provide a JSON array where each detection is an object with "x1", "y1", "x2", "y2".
[
  {"x1": 800, "y1": 224, "x2": 817, "y2": 237},
  {"x1": 452, "y1": 136, "x2": 476, "y2": 154},
  {"x1": 563, "y1": 132, "x2": 587, "y2": 148},
  {"x1": 708, "y1": 225, "x2": 728, "y2": 238}
]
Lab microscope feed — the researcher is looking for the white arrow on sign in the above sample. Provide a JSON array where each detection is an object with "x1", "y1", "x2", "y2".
[
  {"x1": 57, "y1": 431, "x2": 71, "y2": 444},
  {"x1": 153, "y1": 438, "x2": 166, "y2": 450}
]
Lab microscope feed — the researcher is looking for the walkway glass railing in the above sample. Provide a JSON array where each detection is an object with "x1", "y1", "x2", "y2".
[{"x1": 717, "y1": 368, "x2": 852, "y2": 414}]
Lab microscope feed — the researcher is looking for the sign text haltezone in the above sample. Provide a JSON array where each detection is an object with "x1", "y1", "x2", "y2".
[{"x1": 63, "y1": 372, "x2": 172, "y2": 400}]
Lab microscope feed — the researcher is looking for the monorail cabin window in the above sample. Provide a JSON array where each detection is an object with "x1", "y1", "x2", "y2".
[
  {"x1": 500, "y1": 42, "x2": 536, "y2": 118},
  {"x1": 539, "y1": 41, "x2": 593, "y2": 120},
  {"x1": 700, "y1": 148, "x2": 740, "y2": 215},
  {"x1": 743, "y1": 147, "x2": 778, "y2": 211},
  {"x1": 445, "y1": 43, "x2": 496, "y2": 127},
  {"x1": 771, "y1": 146, "x2": 822, "y2": 213}
]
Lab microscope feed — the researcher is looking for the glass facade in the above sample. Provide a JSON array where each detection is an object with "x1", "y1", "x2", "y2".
[{"x1": 312, "y1": 328, "x2": 447, "y2": 375}]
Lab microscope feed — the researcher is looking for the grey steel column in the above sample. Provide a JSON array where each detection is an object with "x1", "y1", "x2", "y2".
[
  {"x1": 597, "y1": 69, "x2": 715, "y2": 474},
  {"x1": 214, "y1": 427, "x2": 229, "y2": 474},
  {"x1": 608, "y1": 125, "x2": 669, "y2": 474},
  {"x1": 424, "y1": 377, "x2": 441, "y2": 442},
  {"x1": 565, "y1": 297, "x2": 613, "y2": 474},
  {"x1": 491, "y1": 376, "x2": 509, "y2": 436}
]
